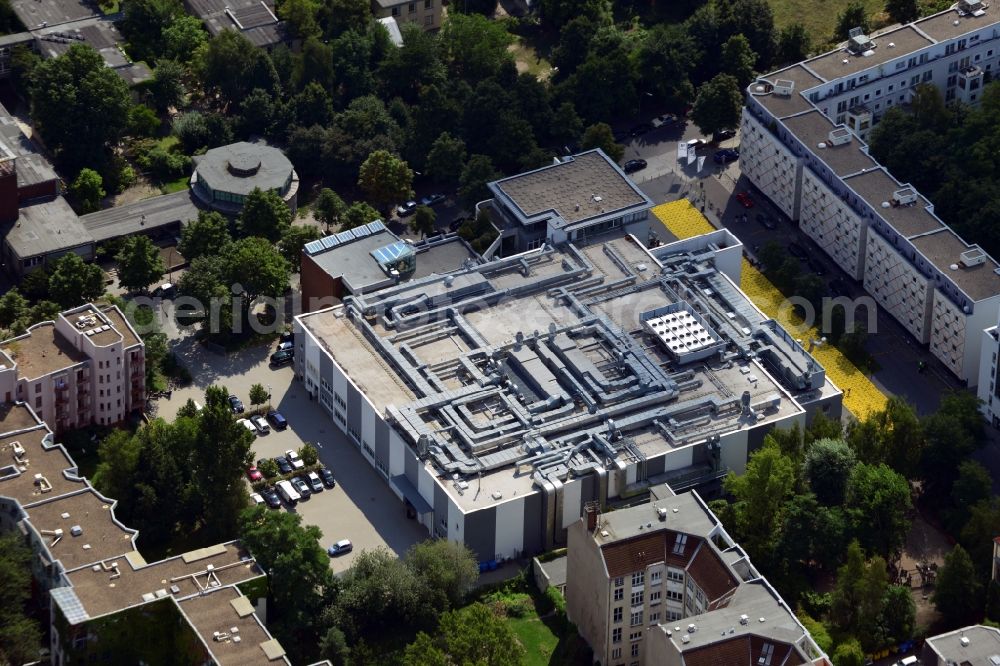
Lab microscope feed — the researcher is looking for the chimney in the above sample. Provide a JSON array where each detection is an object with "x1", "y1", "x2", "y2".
[{"x1": 585, "y1": 503, "x2": 598, "y2": 532}]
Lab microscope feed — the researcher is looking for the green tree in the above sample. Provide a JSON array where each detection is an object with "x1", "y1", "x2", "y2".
[
  {"x1": 405, "y1": 539, "x2": 479, "y2": 610},
  {"x1": 31, "y1": 45, "x2": 130, "y2": 173},
  {"x1": 550, "y1": 101, "x2": 585, "y2": 147},
  {"x1": 313, "y1": 188, "x2": 346, "y2": 232},
  {"x1": 172, "y1": 111, "x2": 210, "y2": 154},
  {"x1": 438, "y1": 13, "x2": 513, "y2": 83},
  {"x1": 459, "y1": 154, "x2": 500, "y2": 210},
  {"x1": 238, "y1": 505, "x2": 335, "y2": 660},
  {"x1": 886, "y1": 0, "x2": 919, "y2": 24},
  {"x1": 121, "y1": 0, "x2": 182, "y2": 60},
  {"x1": 831, "y1": 639, "x2": 865, "y2": 666},
  {"x1": 0, "y1": 534, "x2": 43, "y2": 664},
  {"x1": 223, "y1": 238, "x2": 290, "y2": 330},
  {"x1": 358, "y1": 150, "x2": 414, "y2": 215},
  {"x1": 776, "y1": 23, "x2": 811, "y2": 65},
  {"x1": 933, "y1": 544, "x2": 982, "y2": 625},
  {"x1": 951, "y1": 460, "x2": 993, "y2": 514},
  {"x1": 48, "y1": 253, "x2": 104, "y2": 308},
  {"x1": 405, "y1": 603, "x2": 525, "y2": 666},
  {"x1": 581, "y1": 122, "x2": 624, "y2": 163},
  {"x1": 402, "y1": 633, "x2": 449, "y2": 666},
  {"x1": 341, "y1": 201, "x2": 380, "y2": 230},
  {"x1": 279, "y1": 0, "x2": 321, "y2": 41},
  {"x1": 722, "y1": 440, "x2": 796, "y2": 562},
  {"x1": 116, "y1": 236, "x2": 165, "y2": 292},
  {"x1": 721, "y1": 34, "x2": 757, "y2": 89},
  {"x1": 778, "y1": 493, "x2": 849, "y2": 572},
  {"x1": 179, "y1": 211, "x2": 232, "y2": 261},
  {"x1": 921, "y1": 391, "x2": 985, "y2": 498},
  {"x1": 412, "y1": 206, "x2": 436, "y2": 238},
  {"x1": 804, "y1": 438, "x2": 857, "y2": 505},
  {"x1": 961, "y1": 498, "x2": 1000, "y2": 580},
  {"x1": 71, "y1": 168, "x2": 105, "y2": 213},
  {"x1": 845, "y1": 463, "x2": 911, "y2": 559},
  {"x1": 127, "y1": 104, "x2": 160, "y2": 137},
  {"x1": 198, "y1": 30, "x2": 278, "y2": 105},
  {"x1": 880, "y1": 584, "x2": 915, "y2": 645},
  {"x1": 238, "y1": 188, "x2": 292, "y2": 242},
  {"x1": 299, "y1": 442, "x2": 319, "y2": 466},
  {"x1": 0, "y1": 290, "x2": 28, "y2": 329},
  {"x1": 195, "y1": 386, "x2": 255, "y2": 533},
  {"x1": 249, "y1": 383, "x2": 268, "y2": 408},
  {"x1": 425, "y1": 132, "x2": 467, "y2": 184},
  {"x1": 162, "y1": 15, "x2": 207, "y2": 63},
  {"x1": 258, "y1": 458, "x2": 279, "y2": 478},
  {"x1": 836, "y1": 1, "x2": 870, "y2": 40},
  {"x1": 279, "y1": 224, "x2": 321, "y2": 272},
  {"x1": 691, "y1": 74, "x2": 743, "y2": 137},
  {"x1": 847, "y1": 396, "x2": 923, "y2": 477},
  {"x1": 323, "y1": 0, "x2": 370, "y2": 37},
  {"x1": 149, "y1": 59, "x2": 186, "y2": 111}
]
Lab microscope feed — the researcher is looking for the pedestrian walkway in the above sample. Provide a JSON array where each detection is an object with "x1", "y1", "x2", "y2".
[{"x1": 651, "y1": 200, "x2": 888, "y2": 419}]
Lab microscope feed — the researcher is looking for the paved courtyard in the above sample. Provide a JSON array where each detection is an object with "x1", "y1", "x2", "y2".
[{"x1": 151, "y1": 307, "x2": 427, "y2": 574}]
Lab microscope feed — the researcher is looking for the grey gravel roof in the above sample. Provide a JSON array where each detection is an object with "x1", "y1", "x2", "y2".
[
  {"x1": 6, "y1": 196, "x2": 91, "y2": 259},
  {"x1": 193, "y1": 142, "x2": 294, "y2": 198},
  {"x1": 81, "y1": 190, "x2": 202, "y2": 242}
]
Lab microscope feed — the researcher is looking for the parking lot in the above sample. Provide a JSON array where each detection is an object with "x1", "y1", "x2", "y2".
[{"x1": 152, "y1": 311, "x2": 427, "y2": 573}]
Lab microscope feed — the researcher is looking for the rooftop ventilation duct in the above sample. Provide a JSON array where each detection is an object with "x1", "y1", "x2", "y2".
[
  {"x1": 891, "y1": 187, "x2": 918, "y2": 206},
  {"x1": 772, "y1": 79, "x2": 794, "y2": 97}
]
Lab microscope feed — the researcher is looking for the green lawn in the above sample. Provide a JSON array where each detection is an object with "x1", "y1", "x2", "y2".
[
  {"x1": 509, "y1": 40, "x2": 553, "y2": 81},
  {"x1": 509, "y1": 616, "x2": 559, "y2": 666},
  {"x1": 160, "y1": 176, "x2": 189, "y2": 194},
  {"x1": 155, "y1": 135, "x2": 180, "y2": 151},
  {"x1": 768, "y1": 0, "x2": 885, "y2": 41}
]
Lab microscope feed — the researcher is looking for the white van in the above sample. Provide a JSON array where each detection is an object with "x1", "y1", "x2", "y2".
[
  {"x1": 276, "y1": 479, "x2": 300, "y2": 505},
  {"x1": 896, "y1": 657, "x2": 917, "y2": 666}
]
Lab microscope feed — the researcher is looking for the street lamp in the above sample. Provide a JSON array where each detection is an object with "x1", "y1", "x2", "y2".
[{"x1": 266, "y1": 384, "x2": 271, "y2": 410}]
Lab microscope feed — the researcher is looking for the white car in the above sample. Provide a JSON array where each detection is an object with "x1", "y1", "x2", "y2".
[
  {"x1": 285, "y1": 449, "x2": 305, "y2": 470},
  {"x1": 250, "y1": 492, "x2": 264, "y2": 506},
  {"x1": 277, "y1": 341, "x2": 293, "y2": 352},
  {"x1": 237, "y1": 418, "x2": 257, "y2": 435},
  {"x1": 250, "y1": 415, "x2": 270, "y2": 434},
  {"x1": 306, "y1": 471, "x2": 323, "y2": 493}
]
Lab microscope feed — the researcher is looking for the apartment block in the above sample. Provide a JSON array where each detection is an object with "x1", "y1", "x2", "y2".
[
  {"x1": 565, "y1": 487, "x2": 830, "y2": 666},
  {"x1": 0, "y1": 304, "x2": 144, "y2": 432},
  {"x1": 371, "y1": 0, "x2": 441, "y2": 31},
  {"x1": 0, "y1": 401, "x2": 288, "y2": 665},
  {"x1": 923, "y1": 624, "x2": 1000, "y2": 665},
  {"x1": 976, "y1": 326, "x2": 1000, "y2": 427},
  {"x1": 741, "y1": 0, "x2": 1000, "y2": 384},
  {"x1": 294, "y1": 213, "x2": 841, "y2": 563}
]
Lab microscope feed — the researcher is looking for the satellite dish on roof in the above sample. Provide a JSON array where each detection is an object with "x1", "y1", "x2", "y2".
[
  {"x1": 881, "y1": 201, "x2": 890, "y2": 208},
  {"x1": 950, "y1": 263, "x2": 959, "y2": 270},
  {"x1": 817, "y1": 142, "x2": 827, "y2": 149}
]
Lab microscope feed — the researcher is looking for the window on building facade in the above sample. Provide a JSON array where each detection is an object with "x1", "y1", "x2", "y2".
[
  {"x1": 630, "y1": 591, "x2": 643, "y2": 606},
  {"x1": 614, "y1": 588, "x2": 623, "y2": 601},
  {"x1": 614, "y1": 576, "x2": 624, "y2": 587},
  {"x1": 613, "y1": 607, "x2": 622, "y2": 623},
  {"x1": 632, "y1": 571, "x2": 644, "y2": 587},
  {"x1": 630, "y1": 610, "x2": 643, "y2": 626},
  {"x1": 650, "y1": 570, "x2": 661, "y2": 585},
  {"x1": 631, "y1": 643, "x2": 640, "y2": 658},
  {"x1": 612, "y1": 647, "x2": 621, "y2": 659}
]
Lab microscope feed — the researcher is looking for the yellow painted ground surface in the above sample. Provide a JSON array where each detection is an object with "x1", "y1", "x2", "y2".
[{"x1": 651, "y1": 200, "x2": 887, "y2": 418}]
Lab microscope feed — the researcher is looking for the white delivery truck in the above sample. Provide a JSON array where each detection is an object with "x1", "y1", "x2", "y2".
[{"x1": 276, "y1": 479, "x2": 300, "y2": 505}]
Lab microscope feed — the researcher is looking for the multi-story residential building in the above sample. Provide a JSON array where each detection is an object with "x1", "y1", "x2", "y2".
[
  {"x1": 482, "y1": 149, "x2": 654, "y2": 258},
  {"x1": 371, "y1": 0, "x2": 441, "y2": 32},
  {"x1": 566, "y1": 486, "x2": 831, "y2": 666},
  {"x1": 294, "y1": 211, "x2": 841, "y2": 563},
  {"x1": 978, "y1": 324, "x2": 1000, "y2": 426},
  {"x1": 0, "y1": 401, "x2": 288, "y2": 665},
  {"x1": 0, "y1": 303, "x2": 145, "y2": 432},
  {"x1": 741, "y1": 0, "x2": 1000, "y2": 384},
  {"x1": 923, "y1": 624, "x2": 1000, "y2": 665}
]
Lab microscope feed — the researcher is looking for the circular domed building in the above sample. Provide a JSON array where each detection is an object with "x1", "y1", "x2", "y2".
[{"x1": 190, "y1": 141, "x2": 299, "y2": 215}]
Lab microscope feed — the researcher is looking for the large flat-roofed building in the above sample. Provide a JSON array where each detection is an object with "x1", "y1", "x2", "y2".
[
  {"x1": 484, "y1": 150, "x2": 654, "y2": 257},
  {"x1": 923, "y1": 624, "x2": 1000, "y2": 665},
  {"x1": 740, "y1": 1, "x2": 1000, "y2": 384},
  {"x1": 0, "y1": 401, "x2": 288, "y2": 665},
  {"x1": 294, "y1": 227, "x2": 841, "y2": 562},
  {"x1": 300, "y1": 222, "x2": 481, "y2": 311},
  {"x1": 566, "y1": 487, "x2": 831, "y2": 666},
  {"x1": 0, "y1": 303, "x2": 145, "y2": 432}
]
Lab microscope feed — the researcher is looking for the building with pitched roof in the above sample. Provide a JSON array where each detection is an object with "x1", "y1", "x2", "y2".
[
  {"x1": 741, "y1": 1, "x2": 1000, "y2": 384},
  {"x1": 0, "y1": 303, "x2": 144, "y2": 432},
  {"x1": 566, "y1": 486, "x2": 831, "y2": 666},
  {"x1": 183, "y1": 0, "x2": 287, "y2": 48},
  {"x1": 294, "y1": 219, "x2": 841, "y2": 563},
  {"x1": 0, "y1": 400, "x2": 288, "y2": 665}
]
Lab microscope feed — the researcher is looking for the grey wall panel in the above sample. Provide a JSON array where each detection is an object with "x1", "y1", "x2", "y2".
[
  {"x1": 464, "y1": 507, "x2": 497, "y2": 563},
  {"x1": 747, "y1": 424, "x2": 769, "y2": 456},
  {"x1": 375, "y1": 419, "x2": 389, "y2": 465},
  {"x1": 522, "y1": 490, "x2": 543, "y2": 555},
  {"x1": 347, "y1": 383, "x2": 361, "y2": 436},
  {"x1": 646, "y1": 453, "x2": 666, "y2": 477},
  {"x1": 434, "y1": 482, "x2": 448, "y2": 539},
  {"x1": 320, "y1": 352, "x2": 333, "y2": 385},
  {"x1": 404, "y1": 441, "x2": 418, "y2": 479}
]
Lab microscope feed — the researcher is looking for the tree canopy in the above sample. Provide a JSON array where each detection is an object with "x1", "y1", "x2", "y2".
[
  {"x1": 238, "y1": 188, "x2": 293, "y2": 242},
  {"x1": 116, "y1": 236, "x2": 166, "y2": 293},
  {"x1": 48, "y1": 253, "x2": 105, "y2": 309},
  {"x1": 691, "y1": 74, "x2": 743, "y2": 137}
]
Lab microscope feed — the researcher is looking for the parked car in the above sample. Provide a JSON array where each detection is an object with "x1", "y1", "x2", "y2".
[
  {"x1": 306, "y1": 471, "x2": 324, "y2": 493},
  {"x1": 250, "y1": 415, "x2": 270, "y2": 434},
  {"x1": 285, "y1": 449, "x2": 305, "y2": 470},
  {"x1": 788, "y1": 243, "x2": 808, "y2": 259},
  {"x1": 420, "y1": 193, "x2": 446, "y2": 207},
  {"x1": 275, "y1": 456, "x2": 293, "y2": 474},
  {"x1": 251, "y1": 492, "x2": 265, "y2": 506},
  {"x1": 396, "y1": 200, "x2": 417, "y2": 217},
  {"x1": 735, "y1": 192, "x2": 754, "y2": 208},
  {"x1": 246, "y1": 465, "x2": 262, "y2": 482},
  {"x1": 228, "y1": 395, "x2": 244, "y2": 414},
  {"x1": 236, "y1": 418, "x2": 256, "y2": 435},
  {"x1": 328, "y1": 539, "x2": 353, "y2": 556},
  {"x1": 653, "y1": 113, "x2": 679, "y2": 127},
  {"x1": 260, "y1": 486, "x2": 281, "y2": 509},
  {"x1": 449, "y1": 216, "x2": 471, "y2": 233},
  {"x1": 713, "y1": 128, "x2": 737, "y2": 141},
  {"x1": 623, "y1": 159, "x2": 648, "y2": 174},
  {"x1": 755, "y1": 213, "x2": 777, "y2": 230},
  {"x1": 713, "y1": 148, "x2": 740, "y2": 164},
  {"x1": 279, "y1": 330, "x2": 294, "y2": 344},
  {"x1": 267, "y1": 410, "x2": 288, "y2": 430},
  {"x1": 319, "y1": 467, "x2": 336, "y2": 488},
  {"x1": 276, "y1": 479, "x2": 299, "y2": 505},
  {"x1": 276, "y1": 341, "x2": 293, "y2": 352},
  {"x1": 270, "y1": 349, "x2": 293, "y2": 366},
  {"x1": 152, "y1": 283, "x2": 176, "y2": 298},
  {"x1": 629, "y1": 122, "x2": 654, "y2": 137},
  {"x1": 291, "y1": 475, "x2": 311, "y2": 498},
  {"x1": 686, "y1": 138, "x2": 706, "y2": 150}
]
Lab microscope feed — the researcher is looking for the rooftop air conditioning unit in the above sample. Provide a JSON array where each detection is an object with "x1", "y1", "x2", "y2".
[
  {"x1": 961, "y1": 248, "x2": 987, "y2": 267},
  {"x1": 828, "y1": 128, "x2": 852, "y2": 146},
  {"x1": 959, "y1": 0, "x2": 983, "y2": 14},
  {"x1": 847, "y1": 28, "x2": 874, "y2": 55},
  {"x1": 772, "y1": 79, "x2": 795, "y2": 97},
  {"x1": 892, "y1": 188, "x2": 918, "y2": 206}
]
